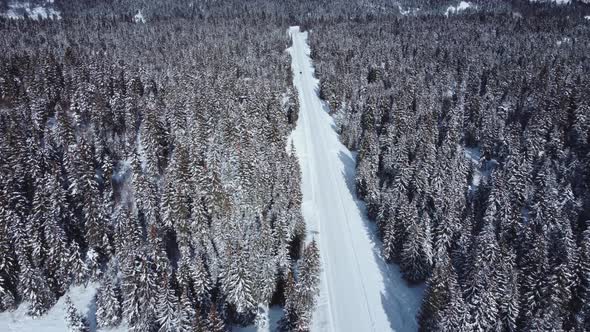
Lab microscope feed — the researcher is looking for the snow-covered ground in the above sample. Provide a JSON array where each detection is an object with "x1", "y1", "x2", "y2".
[
  {"x1": 530, "y1": 0, "x2": 572, "y2": 4},
  {"x1": 464, "y1": 146, "x2": 498, "y2": 195},
  {"x1": 133, "y1": 10, "x2": 145, "y2": 23},
  {"x1": 0, "y1": 283, "x2": 126, "y2": 332},
  {"x1": 464, "y1": 146, "x2": 483, "y2": 193},
  {"x1": 287, "y1": 26, "x2": 424, "y2": 332},
  {"x1": 445, "y1": 1, "x2": 474, "y2": 16},
  {"x1": 0, "y1": 1, "x2": 61, "y2": 20},
  {"x1": 556, "y1": 36, "x2": 572, "y2": 46},
  {"x1": 397, "y1": 4, "x2": 420, "y2": 16},
  {"x1": 232, "y1": 306, "x2": 283, "y2": 332}
]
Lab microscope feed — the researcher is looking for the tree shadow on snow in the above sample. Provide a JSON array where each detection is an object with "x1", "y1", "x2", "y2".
[
  {"x1": 337, "y1": 151, "x2": 425, "y2": 332},
  {"x1": 311, "y1": 62, "x2": 425, "y2": 331}
]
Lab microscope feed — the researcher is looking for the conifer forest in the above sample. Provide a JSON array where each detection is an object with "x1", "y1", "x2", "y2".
[{"x1": 1, "y1": 0, "x2": 590, "y2": 331}]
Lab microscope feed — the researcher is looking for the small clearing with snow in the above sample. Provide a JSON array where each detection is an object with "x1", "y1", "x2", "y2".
[
  {"x1": 445, "y1": 1, "x2": 474, "y2": 17},
  {"x1": 397, "y1": 5, "x2": 420, "y2": 16},
  {"x1": 134, "y1": 10, "x2": 146, "y2": 23},
  {"x1": 232, "y1": 306, "x2": 283, "y2": 332},
  {"x1": 0, "y1": 283, "x2": 126, "y2": 332},
  {"x1": 0, "y1": 1, "x2": 61, "y2": 20},
  {"x1": 556, "y1": 37, "x2": 572, "y2": 46},
  {"x1": 529, "y1": 0, "x2": 572, "y2": 4},
  {"x1": 464, "y1": 146, "x2": 499, "y2": 195}
]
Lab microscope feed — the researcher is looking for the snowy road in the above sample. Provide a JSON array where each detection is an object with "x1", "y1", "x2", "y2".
[{"x1": 287, "y1": 27, "x2": 424, "y2": 332}]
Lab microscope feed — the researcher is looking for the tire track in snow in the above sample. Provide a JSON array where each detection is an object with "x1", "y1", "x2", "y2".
[
  {"x1": 287, "y1": 26, "x2": 424, "y2": 332},
  {"x1": 288, "y1": 27, "x2": 337, "y2": 332}
]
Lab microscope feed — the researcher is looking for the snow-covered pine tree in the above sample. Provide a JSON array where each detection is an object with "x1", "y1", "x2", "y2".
[
  {"x1": 518, "y1": 224, "x2": 550, "y2": 329},
  {"x1": 400, "y1": 212, "x2": 433, "y2": 283},
  {"x1": 86, "y1": 248, "x2": 102, "y2": 282},
  {"x1": 418, "y1": 249, "x2": 454, "y2": 332},
  {"x1": 64, "y1": 295, "x2": 89, "y2": 332},
  {"x1": 274, "y1": 213, "x2": 292, "y2": 278},
  {"x1": 155, "y1": 278, "x2": 179, "y2": 332},
  {"x1": 95, "y1": 274, "x2": 122, "y2": 329},
  {"x1": 191, "y1": 254, "x2": 212, "y2": 303},
  {"x1": 464, "y1": 222, "x2": 500, "y2": 331},
  {"x1": 281, "y1": 240, "x2": 320, "y2": 332},
  {"x1": 278, "y1": 270, "x2": 297, "y2": 331},
  {"x1": 219, "y1": 248, "x2": 256, "y2": 322},
  {"x1": 381, "y1": 211, "x2": 397, "y2": 263},
  {"x1": 207, "y1": 305, "x2": 226, "y2": 332},
  {"x1": 54, "y1": 104, "x2": 76, "y2": 151},
  {"x1": 175, "y1": 247, "x2": 193, "y2": 292},
  {"x1": 0, "y1": 209, "x2": 16, "y2": 311},
  {"x1": 17, "y1": 256, "x2": 55, "y2": 317},
  {"x1": 177, "y1": 288, "x2": 196, "y2": 332},
  {"x1": 252, "y1": 216, "x2": 277, "y2": 306},
  {"x1": 497, "y1": 249, "x2": 520, "y2": 332},
  {"x1": 296, "y1": 240, "x2": 320, "y2": 314},
  {"x1": 122, "y1": 254, "x2": 158, "y2": 332},
  {"x1": 42, "y1": 169, "x2": 74, "y2": 294},
  {"x1": 436, "y1": 266, "x2": 471, "y2": 332},
  {"x1": 113, "y1": 206, "x2": 142, "y2": 257},
  {"x1": 131, "y1": 150, "x2": 159, "y2": 229},
  {"x1": 74, "y1": 136, "x2": 107, "y2": 255},
  {"x1": 355, "y1": 130, "x2": 379, "y2": 200},
  {"x1": 67, "y1": 241, "x2": 88, "y2": 285},
  {"x1": 545, "y1": 217, "x2": 579, "y2": 324},
  {"x1": 139, "y1": 109, "x2": 163, "y2": 178},
  {"x1": 576, "y1": 222, "x2": 590, "y2": 330}
]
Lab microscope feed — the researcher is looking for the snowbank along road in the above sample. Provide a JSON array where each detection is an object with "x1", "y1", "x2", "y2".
[{"x1": 287, "y1": 26, "x2": 424, "y2": 332}]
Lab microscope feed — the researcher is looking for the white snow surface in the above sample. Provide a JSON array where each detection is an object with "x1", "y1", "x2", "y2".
[
  {"x1": 232, "y1": 306, "x2": 283, "y2": 332},
  {"x1": 133, "y1": 10, "x2": 145, "y2": 23},
  {"x1": 529, "y1": 0, "x2": 572, "y2": 4},
  {"x1": 1, "y1": 1, "x2": 61, "y2": 20},
  {"x1": 585, "y1": 15, "x2": 590, "y2": 20},
  {"x1": 464, "y1": 147, "x2": 483, "y2": 192},
  {"x1": 397, "y1": 5, "x2": 420, "y2": 16},
  {"x1": 556, "y1": 37, "x2": 572, "y2": 46},
  {"x1": 445, "y1": 1, "x2": 474, "y2": 16},
  {"x1": 287, "y1": 26, "x2": 424, "y2": 332},
  {"x1": 0, "y1": 282, "x2": 126, "y2": 332}
]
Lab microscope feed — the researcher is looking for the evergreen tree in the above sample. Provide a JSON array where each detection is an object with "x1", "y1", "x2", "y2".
[
  {"x1": 95, "y1": 275, "x2": 122, "y2": 329},
  {"x1": 418, "y1": 249, "x2": 456, "y2": 332},
  {"x1": 279, "y1": 271, "x2": 297, "y2": 331},
  {"x1": 64, "y1": 295, "x2": 89, "y2": 332},
  {"x1": 576, "y1": 222, "x2": 590, "y2": 330},
  {"x1": 177, "y1": 288, "x2": 196, "y2": 332},
  {"x1": 122, "y1": 255, "x2": 158, "y2": 332},
  {"x1": 156, "y1": 279, "x2": 179, "y2": 332},
  {"x1": 191, "y1": 255, "x2": 211, "y2": 303},
  {"x1": 208, "y1": 305, "x2": 226, "y2": 332},
  {"x1": 436, "y1": 267, "x2": 471, "y2": 332},
  {"x1": 67, "y1": 241, "x2": 88, "y2": 285},
  {"x1": 280, "y1": 241, "x2": 320, "y2": 331},
  {"x1": 219, "y1": 248, "x2": 256, "y2": 320},
  {"x1": 0, "y1": 214, "x2": 16, "y2": 311},
  {"x1": 400, "y1": 212, "x2": 433, "y2": 283},
  {"x1": 465, "y1": 223, "x2": 500, "y2": 331},
  {"x1": 43, "y1": 173, "x2": 72, "y2": 293},
  {"x1": 18, "y1": 256, "x2": 56, "y2": 317}
]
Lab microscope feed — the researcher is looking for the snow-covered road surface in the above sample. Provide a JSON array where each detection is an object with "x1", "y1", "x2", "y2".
[{"x1": 287, "y1": 26, "x2": 424, "y2": 332}]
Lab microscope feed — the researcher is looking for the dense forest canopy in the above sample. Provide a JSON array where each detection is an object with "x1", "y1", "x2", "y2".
[
  {"x1": 0, "y1": 9, "x2": 323, "y2": 331},
  {"x1": 311, "y1": 10, "x2": 590, "y2": 331},
  {"x1": 1, "y1": 0, "x2": 590, "y2": 331}
]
